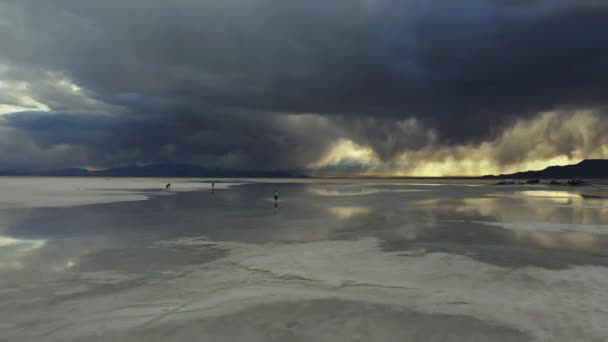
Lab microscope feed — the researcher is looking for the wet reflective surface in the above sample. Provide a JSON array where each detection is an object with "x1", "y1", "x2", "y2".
[{"x1": 1, "y1": 179, "x2": 608, "y2": 341}]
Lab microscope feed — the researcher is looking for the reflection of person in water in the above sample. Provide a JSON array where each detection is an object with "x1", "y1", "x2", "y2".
[{"x1": 273, "y1": 190, "x2": 279, "y2": 213}]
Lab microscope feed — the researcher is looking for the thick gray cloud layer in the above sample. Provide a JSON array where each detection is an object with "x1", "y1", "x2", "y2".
[{"x1": 0, "y1": 0, "x2": 607, "y2": 171}]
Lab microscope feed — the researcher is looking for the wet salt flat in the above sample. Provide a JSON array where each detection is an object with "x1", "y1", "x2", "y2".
[{"x1": 1, "y1": 178, "x2": 608, "y2": 341}]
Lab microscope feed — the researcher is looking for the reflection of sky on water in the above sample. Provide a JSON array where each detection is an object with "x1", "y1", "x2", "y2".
[
  {"x1": 1, "y1": 181, "x2": 608, "y2": 279},
  {"x1": 309, "y1": 186, "x2": 381, "y2": 196},
  {"x1": 1, "y1": 180, "x2": 608, "y2": 341},
  {"x1": 511, "y1": 230, "x2": 598, "y2": 251},
  {"x1": 493, "y1": 190, "x2": 582, "y2": 198},
  {"x1": 456, "y1": 197, "x2": 608, "y2": 225},
  {"x1": 328, "y1": 206, "x2": 373, "y2": 219},
  {"x1": 0, "y1": 235, "x2": 46, "y2": 271},
  {"x1": 0, "y1": 235, "x2": 45, "y2": 251},
  {"x1": 309, "y1": 184, "x2": 429, "y2": 197}
]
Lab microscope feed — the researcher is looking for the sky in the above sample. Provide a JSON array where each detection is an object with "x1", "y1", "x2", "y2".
[{"x1": 0, "y1": 0, "x2": 607, "y2": 176}]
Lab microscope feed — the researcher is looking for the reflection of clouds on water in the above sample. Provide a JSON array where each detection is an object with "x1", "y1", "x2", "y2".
[
  {"x1": 414, "y1": 199, "x2": 442, "y2": 206},
  {"x1": 492, "y1": 190, "x2": 581, "y2": 199},
  {"x1": 488, "y1": 189, "x2": 608, "y2": 209},
  {"x1": 328, "y1": 206, "x2": 372, "y2": 219},
  {"x1": 309, "y1": 185, "x2": 426, "y2": 197},
  {"x1": 404, "y1": 183, "x2": 484, "y2": 187},
  {"x1": 490, "y1": 189, "x2": 608, "y2": 207},
  {"x1": 0, "y1": 235, "x2": 46, "y2": 270},
  {"x1": 511, "y1": 231, "x2": 598, "y2": 251},
  {"x1": 53, "y1": 260, "x2": 77, "y2": 272},
  {"x1": 0, "y1": 235, "x2": 45, "y2": 252},
  {"x1": 516, "y1": 203, "x2": 608, "y2": 209},
  {"x1": 382, "y1": 222, "x2": 438, "y2": 243},
  {"x1": 454, "y1": 198, "x2": 608, "y2": 225},
  {"x1": 475, "y1": 221, "x2": 608, "y2": 235},
  {"x1": 154, "y1": 236, "x2": 215, "y2": 247},
  {"x1": 410, "y1": 196, "x2": 608, "y2": 255},
  {"x1": 467, "y1": 221, "x2": 605, "y2": 252},
  {"x1": 309, "y1": 187, "x2": 380, "y2": 197}
]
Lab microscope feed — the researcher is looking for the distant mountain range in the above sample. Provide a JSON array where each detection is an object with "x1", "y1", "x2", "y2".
[
  {"x1": 483, "y1": 159, "x2": 608, "y2": 179},
  {"x1": 1, "y1": 159, "x2": 607, "y2": 178},
  {"x1": 0, "y1": 163, "x2": 306, "y2": 178}
]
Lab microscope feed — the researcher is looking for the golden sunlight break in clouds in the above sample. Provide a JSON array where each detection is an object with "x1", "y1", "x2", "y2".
[{"x1": 311, "y1": 110, "x2": 608, "y2": 177}]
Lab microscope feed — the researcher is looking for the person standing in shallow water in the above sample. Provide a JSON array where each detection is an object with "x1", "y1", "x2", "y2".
[{"x1": 211, "y1": 181, "x2": 215, "y2": 193}]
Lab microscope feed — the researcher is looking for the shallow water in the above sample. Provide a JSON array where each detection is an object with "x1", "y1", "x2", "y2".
[{"x1": 0, "y1": 178, "x2": 607, "y2": 341}]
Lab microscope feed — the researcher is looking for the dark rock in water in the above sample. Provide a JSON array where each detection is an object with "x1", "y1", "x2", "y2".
[
  {"x1": 550, "y1": 181, "x2": 561, "y2": 185},
  {"x1": 568, "y1": 179, "x2": 585, "y2": 186},
  {"x1": 581, "y1": 193, "x2": 608, "y2": 199},
  {"x1": 497, "y1": 179, "x2": 515, "y2": 185},
  {"x1": 526, "y1": 179, "x2": 540, "y2": 184}
]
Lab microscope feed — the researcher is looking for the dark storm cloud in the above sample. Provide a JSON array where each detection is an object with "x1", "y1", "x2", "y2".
[
  {"x1": 0, "y1": 110, "x2": 336, "y2": 170},
  {"x1": 0, "y1": 0, "x2": 607, "y2": 170}
]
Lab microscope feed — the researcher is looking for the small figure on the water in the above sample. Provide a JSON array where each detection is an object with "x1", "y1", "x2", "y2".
[
  {"x1": 274, "y1": 190, "x2": 279, "y2": 203},
  {"x1": 212, "y1": 181, "x2": 215, "y2": 192},
  {"x1": 166, "y1": 183, "x2": 171, "y2": 189},
  {"x1": 568, "y1": 179, "x2": 584, "y2": 186}
]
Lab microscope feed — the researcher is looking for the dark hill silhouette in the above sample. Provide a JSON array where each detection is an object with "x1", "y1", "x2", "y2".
[
  {"x1": 0, "y1": 163, "x2": 306, "y2": 178},
  {"x1": 2, "y1": 160, "x2": 607, "y2": 178},
  {"x1": 483, "y1": 159, "x2": 608, "y2": 179}
]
